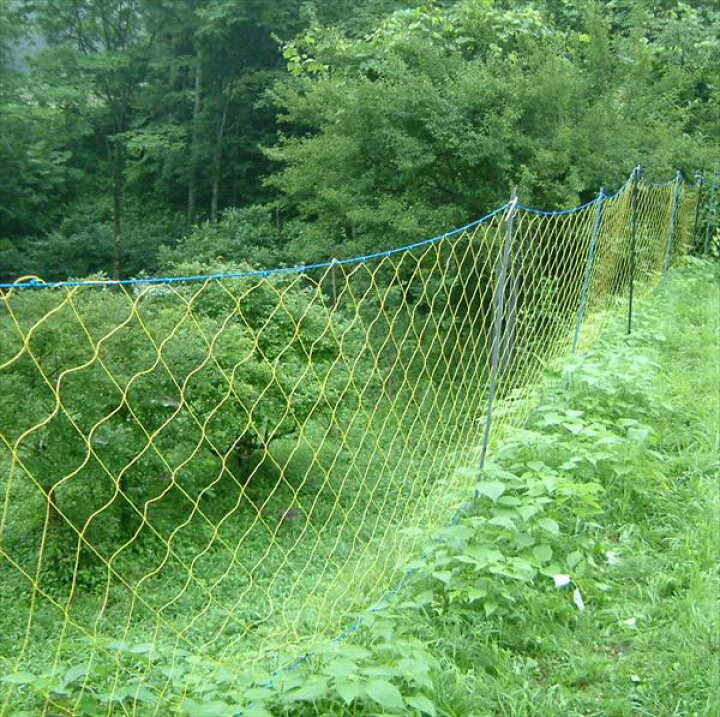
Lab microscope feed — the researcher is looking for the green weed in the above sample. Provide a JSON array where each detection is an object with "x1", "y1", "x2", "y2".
[{"x1": 3, "y1": 263, "x2": 717, "y2": 716}]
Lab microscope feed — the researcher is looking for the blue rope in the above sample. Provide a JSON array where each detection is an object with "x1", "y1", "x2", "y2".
[
  {"x1": 602, "y1": 174, "x2": 634, "y2": 200},
  {"x1": 242, "y1": 494, "x2": 474, "y2": 714},
  {"x1": 0, "y1": 170, "x2": 648, "y2": 291},
  {"x1": 1, "y1": 167, "x2": 669, "y2": 292},
  {"x1": 0, "y1": 205, "x2": 509, "y2": 291}
]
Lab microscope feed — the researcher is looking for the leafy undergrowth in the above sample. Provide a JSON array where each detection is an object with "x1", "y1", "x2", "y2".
[{"x1": 3, "y1": 261, "x2": 718, "y2": 715}]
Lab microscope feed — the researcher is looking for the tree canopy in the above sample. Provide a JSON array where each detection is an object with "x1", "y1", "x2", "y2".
[{"x1": 0, "y1": 0, "x2": 717, "y2": 280}]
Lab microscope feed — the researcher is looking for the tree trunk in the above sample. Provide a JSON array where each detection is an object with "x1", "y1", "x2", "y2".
[
  {"x1": 112, "y1": 145, "x2": 123, "y2": 281},
  {"x1": 187, "y1": 60, "x2": 202, "y2": 224},
  {"x1": 210, "y1": 101, "x2": 228, "y2": 224},
  {"x1": 47, "y1": 485, "x2": 61, "y2": 529},
  {"x1": 105, "y1": 137, "x2": 124, "y2": 281}
]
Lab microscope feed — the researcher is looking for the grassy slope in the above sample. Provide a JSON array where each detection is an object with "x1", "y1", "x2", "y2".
[
  {"x1": 424, "y1": 261, "x2": 720, "y2": 716},
  {"x1": 198, "y1": 262, "x2": 719, "y2": 717},
  {"x1": 157, "y1": 261, "x2": 719, "y2": 717},
  {"x1": 3, "y1": 264, "x2": 717, "y2": 715}
]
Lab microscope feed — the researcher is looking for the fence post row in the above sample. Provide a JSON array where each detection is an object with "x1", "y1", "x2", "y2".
[
  {"x1": 662, "y1": 171, "x2": 682, "y2": 276},
  {"x1": 478, "y1": 187, "x2": 517, "y2": 478},
  {"x1": 572, "y1": 187, "x2": 605, "y2": 353},
  {"x1": 627, "y1": 165, "x2": 641, "y2": 335},
  {"x1": 704, "y1": 174, "x2": 718, "y2": 256}
]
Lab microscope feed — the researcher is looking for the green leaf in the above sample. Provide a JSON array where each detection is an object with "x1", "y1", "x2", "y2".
[
  {"x1": 518, "y1": 503, "x2": 540, "y2": 522},
  {"x1": 323, "y1": 659, "x2": 357, "y2": 679},
  {"x1": 537, "y1": 517, "x2": 560, "y2": 535},
  {"x1": 334, "y1": 678, "x2": 363, "y2": 705},
  {"x1": 133, "y1": 687, "x2": 159, "y2": 705},
  {"x1": 407, "y1": 693, "x2": 437, "y2": 715},
  {"x1": 74, "y1": 694, "x2": 104, "y2": 716},
  {"x1": 532, "y1": 544, "x2": 553, "y2": 563},
  {"x1": 63, "y1": 663, "x2": 90, "y2": 685},
  {"x1": 475, "y1": 480, "x2": 506, "y2": 502},
  {"x1": 1, "y1": 672, "x2": 36, "y2": 685},
  {"x1": 127, "y1": 643, "x2": 155, "y2": 655},
  {"x1": 466, "y1": 587, "x2": 487, "y2": 602},
  {"x1": 106, "y1": 640, "x2": 129, "y2": 651},
  {"x1": 286, "y1": 678, "x2": 328, "y2": 702},
  {"x1": 178, "y1": 700, "x2": 232, "y2": 716},
  {"x1": 365, "y1": 679, "x2": 405, "y2": 710},
  {"x1": 466, "y1": 546, "x2": 504, "y2": 564},
  {"x1": 628, "y1": 427, "x2": 650, "y2": 441},
  {"x1": 488, "y1": 515, "x2": 516, "y2": 531},
  {"x1": 332, "y1": 644, "x2": 371, "y2": 660}
]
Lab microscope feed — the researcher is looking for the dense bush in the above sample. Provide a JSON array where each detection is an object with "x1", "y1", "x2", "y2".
[
  {"x1": 0, "y1": 267, "x2": 362, "y2": 556},
  {"x1": 0, "y1": 1, "x2": 717, "y2": 279}
]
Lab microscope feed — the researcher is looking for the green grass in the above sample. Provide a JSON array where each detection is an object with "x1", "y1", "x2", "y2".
[
  {"x1": 2, "y1": 262, "x2": 717, "y2": 715},
  {"x1": 228, "y1": 260, "x2": 717, "y2": 717},
  {"x1": 416, "y1": 261, "x2": 720, "y2": 717}
]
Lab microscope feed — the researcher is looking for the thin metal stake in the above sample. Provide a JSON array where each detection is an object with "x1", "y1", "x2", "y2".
[
  {"x1": 627, "y1": 166, "x2": 640, "y2": 335},
  {"x1": 704, "y1": 175, "x2": 718, "y2": 256},
  {"x1": 500, "y1": 222, "x2": 521, "y2": 373},
  {"x1": 662, "y1": 172, "x2": 682, "y2": 276},
  {"x1": 330, "y1": 257, "x2": 338, "y2": 308},
  {"x1": 572, "y1": 187, "x2": 604, "y2": 353},
  {"x1": 478, "y1": 188, "x2": 517, "y2": 476}
]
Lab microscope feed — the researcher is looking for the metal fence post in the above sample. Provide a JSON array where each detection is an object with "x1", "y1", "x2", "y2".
[
  {"x1": 478, "y1": 188, "x2": 517, "y2": 476},
  {"x1": 627, "y1": 165, "x2": 641, "y2": 335},
  {"x1": 572, "y1": 187, "x2": 604, "y2": 353},
  {"x1": 500, "y1": 226, "x2": 521, "y2": 374},
  {"x1": 330, "y1": 257, "x2": 339, "y2": 307},
  {"x1": 662, "y1": 172, "x2": 682, "y2": 276},
  {"x1": 704, "y1": 175, "x2": 718, "y2": 256}
]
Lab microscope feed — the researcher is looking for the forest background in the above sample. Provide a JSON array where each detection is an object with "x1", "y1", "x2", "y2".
[{"x1": 0, "y1": 0, "x2": 718, "y2": 283}]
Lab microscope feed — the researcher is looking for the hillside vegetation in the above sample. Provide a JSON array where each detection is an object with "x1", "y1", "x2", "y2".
[
  {"x1": 0, "y1": 1, "x2": 718, "y2": 714},
  {"x1": 2, "y1": 256, "x2": 717, "y2": 713},
  {"x1": 167, "y1": 261, "x2": 717, "y2": 715},
  {"x1": 1, "y1": 0, "x2": 718, "y2": 280}
]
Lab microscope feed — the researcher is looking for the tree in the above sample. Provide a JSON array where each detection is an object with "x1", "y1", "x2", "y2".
[
  {"x1": 22, "y1": 0, "x2": 155, "y2": 279},
  {"x1": 265, "y1": 0, "x2": 719, "y2": 263},
  {"x1": 0, "y1": 1, "x2": 83, "y2": 275}
]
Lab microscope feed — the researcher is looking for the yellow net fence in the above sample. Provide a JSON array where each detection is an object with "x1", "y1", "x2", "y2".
[{"x1": 0, "y1": 171, "x2": 701, "y2": 713}]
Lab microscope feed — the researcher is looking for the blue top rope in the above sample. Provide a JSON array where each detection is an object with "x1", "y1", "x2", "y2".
[
  {"x1": 1, "y1": 168, "x2": 677, "y2": 292},
  {"x1": 0, "y1": 204, "x2": 507, "y2": 291}
]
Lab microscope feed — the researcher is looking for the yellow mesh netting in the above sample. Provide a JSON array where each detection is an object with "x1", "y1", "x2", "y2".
[{"x1": 0, "y1": 173, "x2": 700, "y2": 713}]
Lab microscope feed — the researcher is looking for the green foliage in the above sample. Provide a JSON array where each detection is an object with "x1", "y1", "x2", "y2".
[
  {"x1": 17, "y1": 198, "x2": 184, "y2": 280},
  {"x1": 0, "y1": 269, "x2": 361, "y2": 564},
  {"x1": 159, "y1": 206, "x2": 282, "y2": 270},
  {"x1": 2, "y1": 1, "x2": 718, "y2": 281},
  {"x1": 267, "y1": 0, "x2": 719, "y2": 260},
  {"x1": 1, "y1": 0, "x2": 719, "y2": 710},
  {"x1": 1, "y1": 614, "x2": 441, "y2": 715},
  {"x1": 5, "y1": 260, "x2": 714, "y2": 715}
]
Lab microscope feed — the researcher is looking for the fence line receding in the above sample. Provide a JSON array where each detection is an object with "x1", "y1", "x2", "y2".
[{"x1": 0, "y1": 169, "x2": 707, "y2": 714}]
